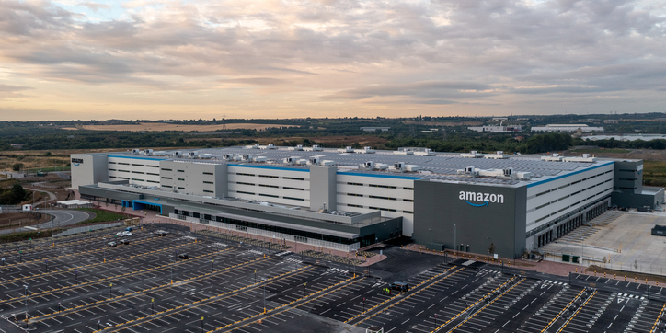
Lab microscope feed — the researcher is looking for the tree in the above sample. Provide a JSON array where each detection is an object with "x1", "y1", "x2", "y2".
[
  {"x1": 12, "y1": 163, "x2": 23, "y2": 171},
  {"x1": 488, "y1": 242, "x2": 496, "y2": 256}
]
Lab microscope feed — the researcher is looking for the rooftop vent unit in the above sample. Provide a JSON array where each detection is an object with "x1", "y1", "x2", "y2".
[
  {"x1": 484, "y1": 151, "x2": 508, "y2": 159},
  {"x1": 131, "y1": 148, "x2": 141, "y2": 154},
  {"x1": 393, "y1": 162, "x2": 405, "y2": 171},
  {"x1": 414, "y1": 148, "x2": 433, "y2": 156},
  {"x1": 562, "y1": 155, "x2": 597, "y2": 163},
  {"x1": 354, "y1": 146, "x2": 375, "y2": 154},
  {"x1": 200, "y1": 154, "x2": 213, "y2": 159},
  {"x1": 282, "y1": 157, "x2": 294, "y2": 165},
  {"x1": 394, "y1": 150, "x2": 414, "y2": 155},
  {"x1": 222, "y1": 154, "x2": 233, "y2": 160},
  {"x1": 338, "y1": 146, "x2": 354, "y2": 153},
  {"x1": 503, "y1": 168, "x2": 513, "y2": 177},
  {"x1": 241, "y1": 154, "x2": 251, "y2": 161},
  {"x1": 456, "y1": 166, "x2": 478, "y2": 176},
  {"x1": 252, "y1": 156, "x2": 267, "y2": 162},
  {"x1": 245, "y1": 144, "x2": 259, "y2": 149},
  {"x1": 304, "y1": 144, "x2": 323, "y2": 152},
  {"x1": 288, "y1": 144, "x2": 304, "y2": 151},
  {"x1": 321, "y1": 160, "x2": 336, "y2": 166},
  {"x1": 307, "y1": 156, "x2": 320, "y2": 165},
  {"x1": 143, "y1": 149, "x2": 153, "y2": 155},
  {"x1": 461, "y1": 151, "x2": 483, "y2": 158},
  {"x1": 405, "y1": 165, "x2": 421, "y2": 172},
  {"x1": 258, "y1": 144, "x2": 277, "y2": 150},
  {"x1": 374, "y1": 163, "x2": 388, "y2": 170},
  {"x1": 188, "y1": 151, "x2": 198, "y2": 158},
  {"x1": 174, "y1": 151, "x2": 182, "y2": 157},
  {"x1": 363, "y1": 161, "x2": 374, "y2": 168},
  {"x1": 541, "y1": 154, "x2": 563, "y2": 162},
  {"x1": 295, "y1": 159, "x2": 308, "y2": 165}
]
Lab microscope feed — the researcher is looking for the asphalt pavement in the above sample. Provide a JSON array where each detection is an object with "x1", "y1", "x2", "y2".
[{"x1": 0, "y1": 210, "x2": 92, "y2": 236}]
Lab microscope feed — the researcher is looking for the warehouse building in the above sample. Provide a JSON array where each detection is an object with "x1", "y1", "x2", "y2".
[{"x1": 71, "y1": 147, "x2": 662, "y2": 258}]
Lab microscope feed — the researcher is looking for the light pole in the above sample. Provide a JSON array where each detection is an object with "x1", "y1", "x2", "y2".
[
  {"x1": 23, "y1": 285, "x2": 28, "y2": 326},
  {"x1": 263, "y1": 279, "x2": 266, "y2": 313},
  {"x1": 453, "y1": 224, "x2": 457, "y2": 257}
]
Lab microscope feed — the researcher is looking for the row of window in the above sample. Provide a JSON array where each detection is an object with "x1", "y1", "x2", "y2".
[
  {"x1": 231, "y1": 191, "x2": 305, "y2": 201},
  {"x1": 234, "y1": 181, "x2": 305, "y2": 190},
  {"x1": 345, "y1": 193, "x2": 412, "y2": 201},
  {"x1": 234, "y1": 172, "x2": 306, "y2": 181},
  {"x1": 533, "y1": 178, "x2": 612, "y2": 212},
  {"x1": 345, "y1": 203, "x2": 413, "y2": 214},
  {"x1": 534, "y1": 169, "x2": 612, "y2": 197},
  {"x1": 533, "y1": 188, "x2": 611, "y2": 223},
  {"x1": 345, "y1": 182, "x2": 413, "y2": 190}
]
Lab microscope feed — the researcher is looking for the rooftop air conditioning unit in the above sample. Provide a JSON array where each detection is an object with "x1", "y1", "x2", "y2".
[
  {"x1": 308, "y1": 156, "x2": 320, "y2": 165},
  {"x1": 242, "y1": 154, "x2": 251, "y2": 161},
  {"x1": 394, "y1": 162, "x2": 405, "y2": 170},
  {"x1": 132, "y1": 149, "x2": 140, "y2": 154},
  {"x1": 364, "y1": 161, "x2": 374, "y2": 168},
  {"x1": 144, "y1": 149, "x2": 153, "y2": 155},
  {"x1": 174, "y1": 151, "x2": 182, "y2": 157},
  {"x1": 282, "y1": 157, "x2": 294, "y2": 164},
  {"x1": 503, "y1": 168, "x2": 513, "y2": 177},
  {"x1": 222, "y1": 154, "x2": 232, "y2": 160}
]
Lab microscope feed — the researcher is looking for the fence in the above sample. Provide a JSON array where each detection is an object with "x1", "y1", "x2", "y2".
[
  {"x1": 169, "y1": 213, "x2": 360, "y2": 252},
  {"x1": 55, "y1": 222, "x2": 124, "y2": 237}
]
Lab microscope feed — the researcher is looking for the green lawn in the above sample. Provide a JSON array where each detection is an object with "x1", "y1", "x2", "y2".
[{"x1": 77, "y1": 208, "x2": 126, "y2": 224}]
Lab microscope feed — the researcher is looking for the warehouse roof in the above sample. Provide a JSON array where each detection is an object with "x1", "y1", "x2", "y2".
[{"x1": 107, "y1": 146, "x2": 617, "y2": 187}]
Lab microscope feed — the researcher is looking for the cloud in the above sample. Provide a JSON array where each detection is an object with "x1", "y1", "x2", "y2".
[
  {"x1": 0, "y1": 0, "x2": 664, "y2": 118},
  {"x1": 0, "y1": 84, "x2": 31, "y2": 98}
]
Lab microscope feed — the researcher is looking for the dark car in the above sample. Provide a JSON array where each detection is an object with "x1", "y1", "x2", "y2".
[
  {"x1": 178, "y1": 253, "x2": 189, "y2": 259},
  {"x1": 388, "y1": 281, "x2": 409, "y2": 292},
  {"x1": 119, "y1": 239, "x2": 130, "y2": 245}
]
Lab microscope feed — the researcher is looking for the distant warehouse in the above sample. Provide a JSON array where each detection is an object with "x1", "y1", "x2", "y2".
[
  {"x1": 532, "y1": 124, "x2": 604, "y2": 132},
  {"x1": 71, "y1": 147, "x2": 661, "y2": 258}
]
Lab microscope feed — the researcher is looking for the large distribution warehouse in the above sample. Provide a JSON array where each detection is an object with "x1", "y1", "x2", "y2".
[{"x1": 71, "y1": 146, "x2": 663, "y2": 258}]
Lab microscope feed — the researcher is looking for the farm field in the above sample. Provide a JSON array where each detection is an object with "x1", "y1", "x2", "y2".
[{"x1": 63, "y1": 122, "x2": 296, "y2": 132}]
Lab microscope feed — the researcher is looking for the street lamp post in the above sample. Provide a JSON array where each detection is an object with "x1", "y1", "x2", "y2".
[
  {"x1": 453, "y1": 224, "x2": 457, "y2": 258},
  {"x1": 23, "y1": 285, "x2": 28, "y2": 326}
]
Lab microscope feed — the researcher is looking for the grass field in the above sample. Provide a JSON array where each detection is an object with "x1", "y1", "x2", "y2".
[
  {"x1": 77, "y1": 208, "x2": 126, "y2": 224},
  {"x1": 569, "y1": 148, "x2": 631, "y2": 154},
  {"x1": 65, "y1": 122, "x2": 296, "y2": 132},
  {"x1": 27, "y1": 166, "x2": 71, "y2": 173},
  {"x1": 642, "y1": 160, "x2": 666, "y2": 187}
]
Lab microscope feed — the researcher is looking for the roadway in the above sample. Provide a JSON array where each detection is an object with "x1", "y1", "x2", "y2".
[{"x1": 0, "y1": 210, "x2": 92, "y2": 236}]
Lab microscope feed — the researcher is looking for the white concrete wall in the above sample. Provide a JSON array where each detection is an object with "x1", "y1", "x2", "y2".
[
  {"x1": 525, "y1": 162, "x2": 614, "y2": 233},
  {"x1": 108, "y1": 156, "x2": 161, "y2": 187},
  {"x1": 336, "y1": 173, "x2": 416, "y2": 236},
  {"x1": 227, "y1": 165, "x2": 311, "y2": 207}
]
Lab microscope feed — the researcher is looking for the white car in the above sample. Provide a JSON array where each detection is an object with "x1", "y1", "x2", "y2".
[{"x1": 116, "y1": 231, "x2": 132, "y2": 236}]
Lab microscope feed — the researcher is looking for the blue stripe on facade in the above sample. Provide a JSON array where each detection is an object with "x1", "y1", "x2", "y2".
[
  {"x1": 108, "y1": 155, "x2": 166, "y2": 161},
  {"x1": 526, "y1": 161, "x2": 614, "y2": 188},
  {"x1": 228, "y1": 164, "x2": 310, "y2": 172},
  {"x1": 337, "y1": 171, "x2": 422, "y2": 180}
]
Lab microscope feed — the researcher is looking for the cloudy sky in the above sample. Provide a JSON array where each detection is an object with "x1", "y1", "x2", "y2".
[{"x1": 0, "y1": 0, "x2": 664, "y2": 120}]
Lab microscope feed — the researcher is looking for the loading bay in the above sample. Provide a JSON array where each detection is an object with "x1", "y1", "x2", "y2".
[{"x1": 0, "y1": 225, "x2": 664, "y2": 333}]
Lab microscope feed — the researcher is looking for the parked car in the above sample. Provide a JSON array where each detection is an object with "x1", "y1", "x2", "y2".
[
  {"x1": 388, "y1": 281, "x2": 409, "y2": 292},
  {"x1": 116, "y1": 231, "x2": 132, "y2": 236},
  {"x1": 107, "y1": 241, "x2": 117, "y2": 247},
  {"x1": 178, "y1": 253, "x2": 189, "y2": 259},
  {"x1": 119, "y1": 239, "x2": 130, "y2": 245},
  {"x1": 156, "y1": 230, "x2": 169, "y2": 236}
]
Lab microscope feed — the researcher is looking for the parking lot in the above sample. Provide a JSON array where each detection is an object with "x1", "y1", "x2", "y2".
[{"x1": 0, "y1": 225, "x2": 664, "y2": 333}]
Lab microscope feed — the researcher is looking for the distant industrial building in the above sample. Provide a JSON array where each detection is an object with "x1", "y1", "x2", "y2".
[
  {"x1": 468, "y1": 125, "x2": 522, "y2": 133},
  {"x1": 361, "y1": 127, "x2": 390, "y2": 132},
  {"x1": 71, "y1": 147, "x2": 661, "y2": 258},
  {"x1": 584, "y1": 134, "x2": 666, "y2": 141},
  {"x1": 531, "y1": 124, "x2": 604, "y2": 133}
]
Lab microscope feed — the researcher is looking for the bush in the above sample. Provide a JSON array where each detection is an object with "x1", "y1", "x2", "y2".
[
  {"x1": 0, "y1": 228, "x2": 64, "y2": 244},
  {"x1": 12, "y1": 163, "x2": 23, "y2": 171}
]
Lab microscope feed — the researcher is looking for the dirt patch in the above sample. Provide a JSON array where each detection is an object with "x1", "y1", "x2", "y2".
[{"x1": 76, "y1": 122, "x2": 296, "y2": 132}]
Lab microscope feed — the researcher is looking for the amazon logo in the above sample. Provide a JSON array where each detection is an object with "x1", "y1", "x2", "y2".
[{"x1": 459, "y1": 190, "x2": 504, "y2": 207}]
